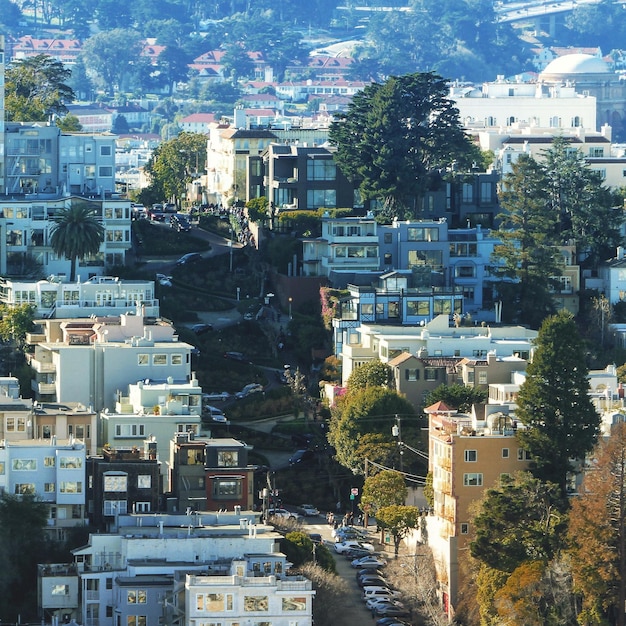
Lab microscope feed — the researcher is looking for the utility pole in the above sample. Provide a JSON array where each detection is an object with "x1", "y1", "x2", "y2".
[
  {"x1": 392, "y1": 414, "x2": 404, "y2": 472},
  {"x1": 363, "y1": 458, "x2": 369, "y2": 528}
]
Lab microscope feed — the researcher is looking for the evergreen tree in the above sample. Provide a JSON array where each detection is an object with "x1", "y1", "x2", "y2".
[
  {"x1": 491, "y1": 154, "x2": 560, "y2": 327},
  {"x1": 516, "y1": 311, "x2": 600, "y2": 495},
  {"x1": 329, "y1": 72, "x2": 479, "y2": 219},
  {"x1": 347, "y1": 359, "x2": 394, "y2": 391}
]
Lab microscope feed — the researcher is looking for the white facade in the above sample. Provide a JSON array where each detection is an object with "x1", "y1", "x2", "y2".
[
  {"x1": 338, "y1": 315, "x2": 536, "y2": 385},
  {"x1": 450, "y1": 80, "x2": 597, "y2": 132},
  {"x1": 0, "y1": 275, "x2": 158, "y2": 318},
  {"x1": 27, "y1": 311, "x2": 194, "y2": 411}
]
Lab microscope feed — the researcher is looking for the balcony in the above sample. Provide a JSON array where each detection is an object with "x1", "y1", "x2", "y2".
[
  {"x1": 37, "y1": 382, "x2": 57, "y2": 394},
  {"x1": 26, "y1": 332, "x2": 46, "y2": 344},
  {"x1": 29, "y1": 358, "x2": 56, "y2": 373}
]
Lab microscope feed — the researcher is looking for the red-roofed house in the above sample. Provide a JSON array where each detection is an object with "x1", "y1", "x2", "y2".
[
  {"x1": 179, "y1": 113, "x2": 218, "y2": 134},
  {"x1": 9, "y1": 36, "x2": 82, "y2": 64}
]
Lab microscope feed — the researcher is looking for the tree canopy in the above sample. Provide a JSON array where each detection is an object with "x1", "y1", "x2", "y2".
[
  {"x1": 361, "y1": 469, "x2": 407, "y2": 517},
  {"x1": 425, "y1": 383, "x2": 487, "y2": 413},
  {"x1": 329, "y1": 72, "x2": 479, "y2": 219},
  {"x1": 328, "y1": 386, "x2": 415, "y2": 473},
  {"x1": 5, "y1": 55, "x2": 75, "y2": 122},
  {"x1": 567, "y1": 422, "x2": 626, "y2": 626},
  {"x1": 347, "y1": 359, "x2": 394, "y2": 391},
  {"x1": 516, "y1": 311, "x2": 599, "y2": 495},
  {"x1": 376, "y1": 504, "x2": 422, "y2": 557}
]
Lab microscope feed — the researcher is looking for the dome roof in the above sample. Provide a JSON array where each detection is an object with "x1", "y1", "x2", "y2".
[{"x1": 541, "y1": 53, "x2": 609, "y2": 76}]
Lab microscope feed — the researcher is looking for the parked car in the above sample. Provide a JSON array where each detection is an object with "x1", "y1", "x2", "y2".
[
  {"x1": 297, "y1": 504, "x2": 320, "y2": 517},
  {"x1": 352, "y1": 555, "x2": 387, "y2": 568},
  {"x1": 192, "y1": 323, "x2": 213, "y2": 335},
  {"x1": 357, "y1": 575, "x2": 389, "y2": 589},
  {"x1": 334, "y1": 540, "x2": 375, "y2": 554},
  {"x1": 148, "y1": 207, "x2": 165, "y2": 221},
  {"x1": 366, "y1": 598, "x2": 406, "y2": 611},
  {"x1": 308, "y1": 533, "x2": 322, "y2": 544},
  {"x1": 363, "y1": 588, "x2": 402, "y2": 601},
  {"x1": 156, "y1": 273, "x2": 172, "y2": 287},
  {"x1": 333, "y1": 526, "x2": 368, "y2": 540},
  {"x1": 176, "y1": 252, "x2": 202, "y2": 265},
  {"x1": 372, "y1": 604, "x2": 410, "y2": 618},
  {"x1": 202, "y1": 391, "x2": 232, "y2": 402},
  {"x1": 224, "y1": 351, "x2": 247, "y2": 362},
  {"x1": 267, "y1": 508, "x2": 301, "y2": 521},
  {"x1": 235, "y1": 383, "x2": 264, "y2": 399}
]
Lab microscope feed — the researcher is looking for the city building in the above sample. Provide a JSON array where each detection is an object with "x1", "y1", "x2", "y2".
[
  {"x1": 38, "y1": 510, "x2": 298, "y2": 626},
  {"x1": 425, "y1": 402, "x2": 531, "y2": 618},
  {"x1": 169, "y1": 433, "x2": 256, "y2": 513},
  {"x1": 26, "y1": 310, "x2": 194, "y2": 411},
  {"x1": 0, "y1": 437, "x2": 87, "y2": 539},
  {"x1": 0, "y1": 276, "x2": 159, "y2": 319}
]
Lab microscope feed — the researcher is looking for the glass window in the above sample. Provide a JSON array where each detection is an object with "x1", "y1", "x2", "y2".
[
  {"x1": 217, "y1": 451, "x2": 239, "y2": 467},
  {"x1": 405, "y1": 369, "x2": 419, "y2": 381},
  {"x1": 361, "y1": 303, "x2": 373, "y2": 316},
  {"x1": 153, "y1": 354, "x2": 167, "y2": 366},
  {"x1": 464, "y1": 450, "x2": 477, "y2": 462},
  {"x1": 460, "y1": 523, "x2": 469, "y2": 534},
  {"x1": 306, "y1": 159, "x2": 336, "y2": 181},
  {"x1": 100, "y1": 145, "x2": 112, "y2": 156},
  {"x1": 463, "y1": 473, "x2": 483, "y2": 486},
  {"x1": 213, "y1": 479, "x2": 242, "y2": 499},
  {"x1": 502, "y1": 448, "x2": 509, "y2": 458},
  {"x1": 408, "y1": 249, "x2": 443, "y2": 270},
  {"x1": 243, "y1": 597, "x2": 268, "y2": 612},
  {"x1": 171, "y1": 354, "x2": 182, "y2": 365},
  {"x1": 425, "y1": 368, "x2": 438, "y2": 381},
  {"x1": 406, "y1": 300, "x2": 430, "y2": 316},
  {"x1": 282, "y1": 597, "x2": 307, "y2": 611},
  {"x1": 388, "y1": 301, "x2": 399, "y2": 318},
  {"x1": 138, "y1": 354, "x2": 148, "y2": 365},
  {"x1": 307, "y1": 189, "x2": 336, "y2": 209},
  {"x1": 137, "y1": 475, "x2": 151, "y2": 489},
  {"x1": 407, "y1": 227, "x2": 439, "y2": 241},
  {"x1": 60, "y1": 457, "x2": 82, "y2": 469}
]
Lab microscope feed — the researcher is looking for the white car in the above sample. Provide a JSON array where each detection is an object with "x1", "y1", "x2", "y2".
[
  {"x1": 363, "y1": 587, "x2": 402, "y2": 601},
  {"x1": 235, "y1": 383, "x2": 264, "y2": 399},
  {"x1": 365, "y1": 597, "x2": 405, "y2": 611},
  {"x1": 267, "y1": 508, "x2": 301, "y2": 521},
  {"x1": 334, "y1": 540, "x2": 375, "y2": 554},
  {"x1": 351, "y1": 555, "x2": 387, "y2": 568},
  {"x1": 298, "y1": 504, "x2": 320, "y2": 517},
  {"x1": 156, "y1": 273, "x2": 172, "y2": 286}
]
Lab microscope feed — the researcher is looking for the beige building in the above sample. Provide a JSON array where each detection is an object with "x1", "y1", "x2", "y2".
[{"x1": 426, "y1": 402, "x2": 531, "y2": 618}]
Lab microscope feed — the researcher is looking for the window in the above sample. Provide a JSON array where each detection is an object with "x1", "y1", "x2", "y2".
[
  {"x1": 434, "y1": 299, "x2": 452, "y2": 315},
  {"x1": 60, "y1": 481, "x2": 82, "y2": 493},
  {"x1": 462, "y1": 183, "x2": 473, "y2": 203},
  {"x1": 12, "y1": 458, "x2": 36, "y2": 470},
  {"x1": 104, "y1": 475, "x2": 128, "y2": 492},
  {"x1": 127, "y1": 590, "x2": 147, "y2": 604},
  {"x1": 480, "y1": 182, "x2": 492, "y2": 203},
  {"x1": 460, "y1": 523, "x2": 469, "y2": 535},
  {"x1": 463, "y1": 473, "x2": 483, "y2": 486},
  {"x1": 455, "y1": 265, "x2": 475, "y2": 278},
  {"x1": 307, "y1": 189, "x2": 336, "y2": 208},
  {"x1": 282, "y1": 597, "x2": 307, "y2": 611},
  {"x1": 135, "y1": 502, "x2": 150, "y2": 513},
  {"x1": 388, "y1": 301, "x2": 399, "y2": 318},
  {"x1": 100, "y1": 145, "x2": 112, "y2": 156},
  {"x1": 384, "y1": 233, "x2": 392, "y2": 244},
  {"x1": 361, "y1": 303, "x2": 373, "y2": 316},
  {"x1": 60, "y1": 456, "x2": 82, "y2": 469},
  {"x1": 196, "y1": 593, "x2": 234, "y2": 612},
  {"x1": 115, "y1": 423, "x2": 145, "y2": 438},
  {"x1": 590, "y1": 147, "x2": 604, "y2": 157},
  {"x1": 137, "y1": 475, "x2": 151, "y2": 489},
  {"x1": 383, "y1": 253, "x2": 392, "y2": 266},
  {"x1": 14, "y1": 483, "x2": 35, "y2": 494},
  {"x1": 464, "y1": 450, "x2": 477, "y2": 462},
  {"x1": 52, "y1": 584, "x2": 69, "y2": 596},
  {"x1": 138, "y1": 354, "x2": 148, "y2": 365},
  {"x1": 517, "y1": 449, "x2": 532, "y2": 461},
  {"x1": 405, "y1": 369, "x2": 419, "y2": 381},
  {"x1": 152, "y1": 354, "x2": 167, "y2": 365},
  {"x1": 307, "y1": 159, "x2": 336, "y2": 181},
  {"x1": 407, "y1": 227, "x2": 439, "y2": 241},
  {"x1": 424, "y1": 368, "x2": 438, "y2": 381},
  {"x1": 406, "y1": 300, "x2": 430, "y2": 316},
  {"x1": 171, "y1": 354, "x2": 182, "y2": 365},
  {"x1": 502, "y1": 448, "x2": 509, "y2": 458},
  {"x1": 99, "y1": 166, "x2": 113, "y2": 177},
  {"x1": 45, "y1": 482, "x2": 55, "y2": 492},
  {"x1": 218, "y1": 451, "x2": 239, "y2": 467},
  {"x1": 478, "y1": 371, "x2": 488, "y2": 385},
  {"x1": 127, "y1": 617, "x2": 146, "y2": 626},
  {"x1": 103, "y1": 500, "x2": 128, "y2": 515},
  {"x1": 212, "y1": 478, "x2": 243, "y2": 499},
  {"x1": 244, "y1": 597, "x2": 269, "y2": 612},
  {"x1": 408, "y1": 250, "x2": 443, "y2": 270},
  {"x1": 44, "y1": 456, "x2": 55, "y2": 467}
]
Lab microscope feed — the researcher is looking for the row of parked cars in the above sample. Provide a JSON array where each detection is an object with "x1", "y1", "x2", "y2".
[{"x1": 330, "y1": 527, "x2": 411, "y2": 623}]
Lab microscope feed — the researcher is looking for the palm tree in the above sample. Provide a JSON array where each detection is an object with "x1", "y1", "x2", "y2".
[{"x1": 50, "y1": 202, "x2": 105, "y2": 281}]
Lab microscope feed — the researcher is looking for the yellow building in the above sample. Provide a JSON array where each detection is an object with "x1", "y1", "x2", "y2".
[{"x1": 426, "y1": 401, "x2": 531, "y2": 617}]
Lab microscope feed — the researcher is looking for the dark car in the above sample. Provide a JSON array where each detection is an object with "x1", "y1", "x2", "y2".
[
  {"x1": 176, "y1": 252, "x2": 202, "y2": 265},
  {"x1": 224, "y1": 351, "x2": 247, "y2": 362},
  {"x1": 170, "y1": 214, "x2": 191, "y2": 232},
  {"x1": 192, "y1": 323, "x2": 213, "y2": 335},
  {"x1": 288, "y1": 449, "x2": 315, "y2": 465}
]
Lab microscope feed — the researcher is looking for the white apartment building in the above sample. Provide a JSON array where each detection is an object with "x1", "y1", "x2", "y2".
[
  {"x1": 38, "y1": 511, "x2": 299, "y2": 626},
  {"x1": 0, "y1": 438, "x2": 86, "y2": 537},
  {"x1": 0, "y1": 275, "x2": 158, "y2": 319},
  {"x1": 27, "y1": 310, "x2": 194, "y2": 411},
  {"x1": 101, "y1": 377, "x2": 204, "y2": 487},
  {"x1": 336, "y1": 314, "x2": 536, "y2": 386}
]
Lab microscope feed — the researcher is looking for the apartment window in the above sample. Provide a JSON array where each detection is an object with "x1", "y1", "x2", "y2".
[
  {"x1": 244, "y1": 597, "x2": 269, "y2": 612},
  {"x1": 135, "y1": 502, "x2": 150, "y2": 513},
  {"x1": 307, "y1": 159, "x2": 336, "y2": 181},
  {"x1": 128, "y1": 590, "x2": 147, "y2": 604},
  {"x1": 115, "y1": 423, "x2": 145, "y2": 438},
  {"x1": 433, "y1": 299, "x2": 452, "y2": 315},
  {"x1": 463, "y1": 473, "x2": 483, "y2": 486},
  {"x1": 137, "y1": 475, "x2": 151, "y2": 489},
  {"x1": 15, "y1": 483, "x2": 35, "y2": 494},
  {"x1": 153, "y1": 354, "x2": 167, "y2": 365},
  {"x1": 405, "y1": 369, "x2": 419, "y2": 381},
  {"x1": 104, "y1": 475, "x2": 127, "y2": 491},
  {"x1": 590, "y1": 147, "x2": 604, "y2": 157},
  {"x1": 408, "y1": 250, "x2": 443, "y2": 271},
  {"x1": 462, "y1": 183, "x2": 473, "y2": 203},
  {"x1": 171, "y1": 354, "x2": 182, "y2": 365},
  {"x1": 384, "y1": 233, "x2": 392, "y2": 244},
  {"x1": 103, "y1": 500, "x2": 128, "y2": 515},
  {"x1": 464, "y1": 450, "x2": 477, "y2": 462},
  {"x1": 517, "y1": 449, "x2": 532, "y2": 461},
  {"x1": 502, "y1": 448, "x2": 510, "y2": 458},
  {"x1": 218, "y1": 451, "x2": 239, "y2": 467},
  {"x1": 455, "y1": 265, "x2": 475, "y2": 278},
  {"x1": 60, "y1": 457, "x2": 82, "y2": 469},
  {"x1": 137, "y1": 354, "x2": 148, "y2": 365},
  {"x1": 424, "y1": 368, "x2": 438, "y2": 381},
  {"x1": 406, "y1": 300, "x2": 430, "y2": 316},
  {"x1": 307, "y1": 189, "x2": 336, "y2": 208},
  {"x1": 12, "y1": 458, "x2": 36, "y2": 470},
  {"x1": 480, "y1": 182, "x2": 492, "y2": 203},
  {"x1": 407, "y1": 227, "x2": 439, "y2": 241},
  {"x1": 127, "y1": 617, "x2": 146, "y2": 626},
  {"x1": 196, "y1": 593, "x2": 234, "y2": 612},
  {"x1": 384, "y1": 253, "x2": 392, "y2": 265},
  {"x1": 478, "y1": 371, "x2": 488, "y2": 385},
  {"x1": 361, "y1": 303, "x2": 373, "y2": 316},
  {"x1": 52, "y1": 584, "x2": 69, "y2": 596},
  {"x1": 388, "y1": 301, "x2": 399, "y2": 318},
  {"x1": 212, "y1": 478, "x2": 243, "y2": 499},
  {"x1": 99, "y1": 166, "x2": 113, "y2": 177},
  {"x1": 45, "y1": 482, "x2": 55, "y2": 492},
  {"x1": 460, "y1": 523, "x2": 469, "y2": 535},
  {"x1": 60, "y1": 481, "x2": 82, "y2": 493},
  {"x1": 44, "y1": 456, "x2": 55, "y2": 467}
]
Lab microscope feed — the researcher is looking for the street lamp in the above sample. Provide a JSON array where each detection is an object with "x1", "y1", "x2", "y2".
[
  {"x1": 392, "y1": 414, "x2": 404, "y2": 472},
  {"x1": 288, "y1": 297, "x2": 293, "y2": 319},
  {"x1": 229, "y1": 227, "x2": 234, "y2": 272}
]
